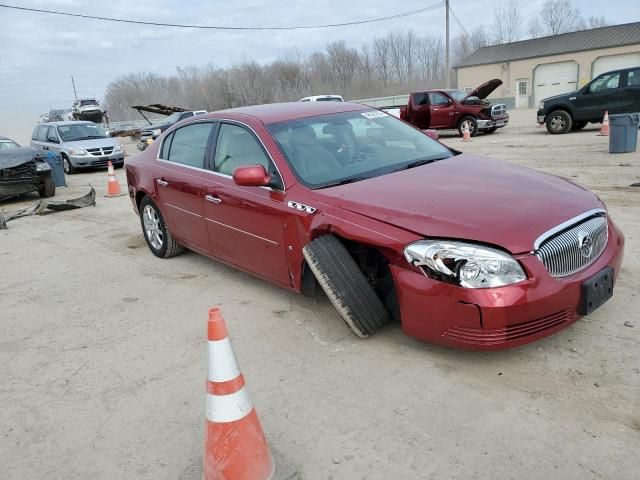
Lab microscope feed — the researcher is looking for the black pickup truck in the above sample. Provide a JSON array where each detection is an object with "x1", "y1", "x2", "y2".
[{"x1": 537, "y1": 66, "x2": 640, "y2": 134}]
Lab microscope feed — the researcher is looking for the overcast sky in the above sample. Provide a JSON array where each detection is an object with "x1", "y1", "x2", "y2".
[{"x1": 1, "y1": 0, "x2": 638, "y2": 143}]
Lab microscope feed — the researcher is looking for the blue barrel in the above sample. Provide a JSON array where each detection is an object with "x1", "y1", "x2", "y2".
[
  {"x1": 609, "y1": 113, "x2": 639, "y2": 153},
  {"x1": 43, "y1": 152, "x2": 67, "y2": 187}
]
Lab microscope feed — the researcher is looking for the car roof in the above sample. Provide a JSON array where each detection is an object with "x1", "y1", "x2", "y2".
[{"x1": 204, "y1": 101, "x2": 370, "y2": 124}]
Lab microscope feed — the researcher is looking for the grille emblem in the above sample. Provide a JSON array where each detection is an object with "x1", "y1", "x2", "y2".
[{"x1": 577, "y1": 231, "x2": 593, "y2": 258}]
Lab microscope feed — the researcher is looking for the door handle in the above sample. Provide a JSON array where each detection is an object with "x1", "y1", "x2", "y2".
[
  {"x1": 433, "y1": 108, "x2": 439, "y2": 111},
  {"x1": 205, "y1": 194, "x2": 222, "y2": 204},
  {"x1": 156, "y1": 179, "x2": 168, "y2": 187}
]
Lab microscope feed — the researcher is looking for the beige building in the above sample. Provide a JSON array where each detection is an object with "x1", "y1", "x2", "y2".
[{"x1": 454, "y1": 22, "x2": 640, "y2": 108}]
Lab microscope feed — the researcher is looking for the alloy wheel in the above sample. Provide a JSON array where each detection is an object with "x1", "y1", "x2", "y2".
[
  {"x1": 462, "y1": 119, "x2": 474, "y2": 133},
  {"x1": 549, "y1": 115, "x2": 566, "y2": 132},
  {"x1": 142, "y1": 204, "x2": 163, "y2": 250}
]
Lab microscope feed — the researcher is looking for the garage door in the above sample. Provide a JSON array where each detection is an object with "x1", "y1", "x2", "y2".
[
  {"x1": 534, "y1": 62, "x2": 578, "y2": 105},
  {"x1": 592, "y1": 52, "x2": 640, "y2": 78}
]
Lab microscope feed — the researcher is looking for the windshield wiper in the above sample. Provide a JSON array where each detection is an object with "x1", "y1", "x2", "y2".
[
  {"x1": 84, "y1": 135, "x2": 106, "y2": 139},
  {"x1": 404, "y1": 157, "x2": 447, "y2": 169},
  {"x1": 318, "y1": 176, "x2": 369, "y2": 188}
]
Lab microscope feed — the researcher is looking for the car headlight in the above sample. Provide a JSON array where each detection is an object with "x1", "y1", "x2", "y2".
[
  {"x1": 35, "y1": 162, "x2": 51, "y2": 172},
  {"x1": 404, "y1": 240, "x2": 526, "y2": 288},
  {"x1": 113, "y1": 144, "x2": 122, "y2": 152},
  {"x1": 152, "y1": 129, "x2": 161, "y2": 136},
  {"x1": 68, "y1": 148, "x2": 87, "y2": 156},
  {"x1": 538, "y1": 101, "x2": 544, "y2": 110}
]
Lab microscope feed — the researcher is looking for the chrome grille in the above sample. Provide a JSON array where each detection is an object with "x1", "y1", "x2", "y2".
[
  {"x1": 536, "y1": 215, "x2": 608, "y2": 277},
  {"x1": 86, "y1": 147, "x2": 114, "y2": 156},
  {"x1": 491, "y1": 104, "x2": 507, "y2": 116}
]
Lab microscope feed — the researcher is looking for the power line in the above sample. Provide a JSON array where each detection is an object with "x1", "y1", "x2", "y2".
[
  {"x1": 449, "y1": 7, "x2": 470, "y2": 39},
  {"x1": 0, "y1": 2, "x2": 445, "y2": 30}
]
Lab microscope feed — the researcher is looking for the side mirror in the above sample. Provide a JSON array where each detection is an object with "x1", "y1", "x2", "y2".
[
  {"x1": 233, "y1": 164, "x2": 271, "y2": 187},
  {"x1": 47, "y1": 136, "x2": 59, "y2": 143}
]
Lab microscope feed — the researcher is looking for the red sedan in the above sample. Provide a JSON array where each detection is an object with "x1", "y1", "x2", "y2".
[{"x1": 125, "y1": 102, "x2": 624, "y2": 350}]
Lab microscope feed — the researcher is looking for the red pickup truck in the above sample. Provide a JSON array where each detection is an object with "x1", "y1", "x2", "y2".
[{"x1": 392, "y1": 79, "x2": 509, "y2": 137}]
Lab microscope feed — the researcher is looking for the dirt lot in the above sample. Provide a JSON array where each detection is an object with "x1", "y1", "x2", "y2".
[{"x1": 1, "y1": 109, "x2": 639, "y2": 480}]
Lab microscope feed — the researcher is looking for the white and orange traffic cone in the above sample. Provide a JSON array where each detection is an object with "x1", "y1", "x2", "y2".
[
  {"x1": 598, "y1": 111, "x2": 610, "y2": 136},
  {"x1": 204, "y1": 308, "x2": 274, "y2": 480},
  {"x1": 106, "y1": 161, "x2": 122, "y2": 197},
  {"x1": 462, "y1": 124, "x2": 472, "y2": 142}
]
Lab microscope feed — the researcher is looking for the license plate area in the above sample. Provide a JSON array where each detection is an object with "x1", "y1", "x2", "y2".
[{"x1": 579, "y1": 266, "x2": 613, "y2": 315}]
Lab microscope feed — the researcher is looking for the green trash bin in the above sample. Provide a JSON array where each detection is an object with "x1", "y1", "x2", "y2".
[{"x1": 609, "y1": 113, "x2": 639, "y2": 153}]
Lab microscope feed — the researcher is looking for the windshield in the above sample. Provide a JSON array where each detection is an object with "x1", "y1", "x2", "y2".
[
  {"x1": 80, "y1": 99, "x2": 98, "y2": 106},
  {"x1": 266, "y1": 110, "x2": 454, "y2": 188},
  {"x1": 58, "y1": 123, "x2": 108, "y2": 142},
  {"x1": 448, "y1": 90, "x2": 468, "y2": 101},
  {"x1": 161, "y1": 112, "x2": 184, "y2": 124},
  {"x1": 0, "y1": 139, "x2": 20, "y2": 149}
]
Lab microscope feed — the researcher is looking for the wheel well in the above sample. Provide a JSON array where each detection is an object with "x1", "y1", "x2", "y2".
[
  {"x1": 547, "y1": 107, "x2": 573, "y2": 119},
  {"x1": 303, "y1": 235, "x2": 401, "y2": 321},
  {"x1": 135, "y1": 190, "x2": 147, "y2": 210}
]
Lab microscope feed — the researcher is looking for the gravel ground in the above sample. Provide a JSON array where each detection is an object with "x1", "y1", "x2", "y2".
[{"x1": 1, "y1": 109, "x2": 639, "y2": 480}]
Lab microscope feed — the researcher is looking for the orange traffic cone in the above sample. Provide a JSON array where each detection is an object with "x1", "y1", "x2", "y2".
[
  {"x1": 106, "y1": 161, "x2": 122, "y2": 197},
  {"x1": 598, "y1": 111, "x2": 610, "y2": 136},
  {"x1": 462, "y1": 124, "x2": 472, "y2": 142},
  {"x1": 204, "y1": 308, "x2": 274, "y2": 480}
]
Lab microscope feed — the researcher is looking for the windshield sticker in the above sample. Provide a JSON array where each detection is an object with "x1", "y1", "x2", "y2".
[{"x1": 361, "y1": 111, "x2": 387, "y2": 119}]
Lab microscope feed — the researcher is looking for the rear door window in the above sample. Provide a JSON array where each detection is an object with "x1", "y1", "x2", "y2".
[
  {"x1": 167, "y1": 122, "x2": 213, "y2": 168},
  {"x1": 627, "y1": 69, "x2": 640, "y2": 87},
  {"x1": 31, "y1": 126, "x2": 40, "y2": 141},
  {"x1": 159, "y1": 131, "x2": 174, "y2": 160}
]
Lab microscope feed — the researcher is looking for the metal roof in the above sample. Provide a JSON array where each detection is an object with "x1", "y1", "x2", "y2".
[{"x1": 454, "y1": 22, "x2": 640, "y2": 68}]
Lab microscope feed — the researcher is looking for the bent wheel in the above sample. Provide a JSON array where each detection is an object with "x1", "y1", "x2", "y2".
[
  {"x1": 303, "y1": 234, "x2": 389, "y2": 338},
  {"x1": 139, "y1": 196, "x2": 184, "y2": 258}
]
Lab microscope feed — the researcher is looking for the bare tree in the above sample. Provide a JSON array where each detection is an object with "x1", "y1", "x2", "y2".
[
  {"x1": 492, "y1": 0, "x2": 521, "y2": 44},
  {"x1": 539, "y1": 0, "x2": 584, "y2": 35},
  {"x1": 326, "y1": 41, "x2": 360, "y2": 90},
  {"x1": 527, "y1": 18, "x2": 544, "y2": 38},
  {"x1": 587, "y1": 15, "x2": 609, "y2": 28},
  {"x1": 452, "y1": 26, "x2": 490, "y2": 66}
]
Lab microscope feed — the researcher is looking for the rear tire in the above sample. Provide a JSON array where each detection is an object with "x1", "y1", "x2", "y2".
[
  {"x1": 139, "y1": 196, "x2": 184, "y2": 259},
  {"x1": 546, "y1": 110, "x2": 572, "y2": 134},
  {"x1": 458, "y1": 116, "x2": 478, "y2": 137},
  {"x1": 303, "y1": 234, "x2": 390, "y2": 338},
  {"x1": 38, "y1": 176, "x2": 56, "y2": 198}
]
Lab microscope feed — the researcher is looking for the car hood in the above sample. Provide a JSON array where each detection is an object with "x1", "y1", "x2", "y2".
[
  {"x1": 542, "y1": 91, "x2": 577, "y2": 103},
  {"x1": 310, "y1": 154, "x2": 603, "y2": 254},
  {"x1": 0, "y1": 146, "x2": 40, "y2": 170},
  {"x1": 466, "y1": 79, "x2": 503, "y2": 100},
  {"x1": 63, "y1": 138, "x2": 118, "y2": 149}
]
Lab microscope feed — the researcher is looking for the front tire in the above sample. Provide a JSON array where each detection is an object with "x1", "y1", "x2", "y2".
[
  {"x1": 546, "y1": 110, "x2": 573, "y2": 134},
  {"x1": 139, "y1": 196, "x2": 184, "y2": 258},
  {"x1": 303, "y1": 235, "x2": 389, "y2": 338},
  {"x1": 458, "y1": 116, "x2": 478, "y2": 137},
  {"x1": 38, "y1": 176, "x2": 56, "y2": 198},
  {"x1": 571, "y1": 121, "x2": 587, "y2": 131},
  {"x1": 62, "y1": 154, "x2": 75, "y2": 174}
]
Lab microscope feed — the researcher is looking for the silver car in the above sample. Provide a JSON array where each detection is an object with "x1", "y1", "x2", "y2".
[{"x1": 30, "y1": 121, "x2": 124, "y2": 174}]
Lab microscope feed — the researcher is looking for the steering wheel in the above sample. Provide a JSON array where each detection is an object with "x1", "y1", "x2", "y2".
[{"x1": 354, "y1": 144, "x2": 379, "y2": 162}]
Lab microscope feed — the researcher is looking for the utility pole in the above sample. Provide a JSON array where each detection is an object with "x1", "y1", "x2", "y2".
[
  {"x1": 71, "y1": 76, "x2": 78, "y2": 101},
  {"x1": 445, "y1": 0, "x2": 450, "y2": 88}
]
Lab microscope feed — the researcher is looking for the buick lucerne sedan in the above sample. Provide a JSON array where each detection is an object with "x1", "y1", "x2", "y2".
[{"x1": 125, "y1": 102, "x2": 624, "y2": 350}]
